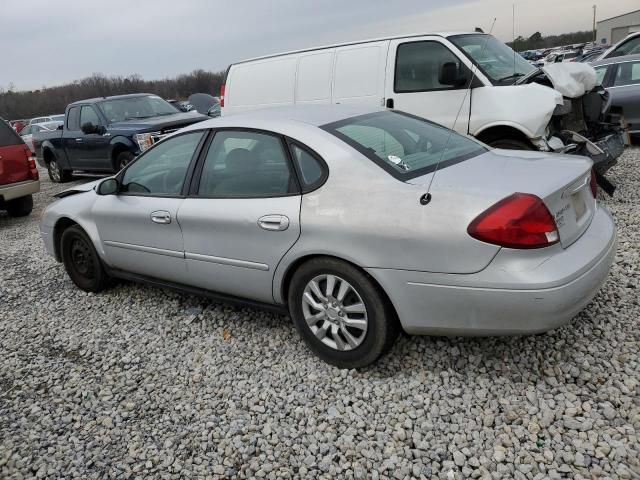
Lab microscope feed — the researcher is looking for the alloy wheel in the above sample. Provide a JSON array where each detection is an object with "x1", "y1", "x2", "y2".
[
  {"x1": 48, "y1": 160, "x2": 60, "y2": 182},
  {"x1": 301, "y1": 274, "x2": 368, "y2": 351}
]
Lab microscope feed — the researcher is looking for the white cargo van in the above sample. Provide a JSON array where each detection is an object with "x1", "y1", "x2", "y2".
[{"x1": 221, "y1": 32, "x2": 625, "y2": 169}]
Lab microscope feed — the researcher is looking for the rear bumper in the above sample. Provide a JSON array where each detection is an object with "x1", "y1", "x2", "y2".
[
  {"x1": 367, "y1": 206, "x2": 616, "y2": 335},
  {"x1": 0, "y1": 179, "x2": 40, "y2": 202}
]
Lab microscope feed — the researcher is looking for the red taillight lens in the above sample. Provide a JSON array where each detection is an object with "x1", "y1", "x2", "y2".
[
  {"x1": 590, "y1": 169, "x2": 598, "y2": 198},
  {"x1": 468, "y1": 193, "x2": 559, "y2": 249},
  {"x1": 220, "y1": 84, "x2": 225, "y2": 108},
  {"x1": 24, "y1": 146, "x2": 39, "y2": 181}
]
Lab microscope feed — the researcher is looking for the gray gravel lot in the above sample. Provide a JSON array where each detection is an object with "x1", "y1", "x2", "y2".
[{"x1": 1, "y1": 150, "x2": 639, "y2": 480}]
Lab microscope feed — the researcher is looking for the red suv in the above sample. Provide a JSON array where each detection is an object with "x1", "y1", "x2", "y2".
[{"x1": 1, "y1": 119, "x2": 40, "y2": 217}]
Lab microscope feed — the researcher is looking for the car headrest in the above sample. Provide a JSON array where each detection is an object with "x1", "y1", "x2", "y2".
[{"x1": 225, "y1": 148, "x2": 259, "y2": 174}]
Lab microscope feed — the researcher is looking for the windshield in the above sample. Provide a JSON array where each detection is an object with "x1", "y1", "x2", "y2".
[
  {"x1": 449, "y1": 34, "x2": 534, "y2": 85},
  {"x1": 322, "y1": 111, "x2": 487, "y2": 180},
  {"x1": 98, "y1": 95, "x2": 179, "y2": 123}
]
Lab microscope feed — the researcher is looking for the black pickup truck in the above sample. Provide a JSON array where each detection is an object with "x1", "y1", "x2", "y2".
[{"x1": 34, "y1": 93, "x2": 208, "y2": 182}]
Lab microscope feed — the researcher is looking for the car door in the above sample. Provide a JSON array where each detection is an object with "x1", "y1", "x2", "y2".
[
  {"x1": 177, "y1": 129, "x2": 302, "y2": 304},
  {"x1": 79, "y1": 105, "x2": 111, "y2": 170},
  {"x1": 63, "y1": 105, "x2": 83, "y2": 167},
  {"x1": 385, "y1": 38, "x2": 473, "y2": 134},
  {"x1": 608, "y1": 60, "x2": 640, "y2": 137},
  {"x1": 92, "y1": 130, "x2": 207, "y2": 283}
]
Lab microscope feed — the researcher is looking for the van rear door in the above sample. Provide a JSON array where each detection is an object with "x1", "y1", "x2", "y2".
[
  {"x1": 385, "y1": 36, "x2": 474, "y2": 134},
  {"x1": 331, "y1": 41, "x2": 389, "y2": 106}
]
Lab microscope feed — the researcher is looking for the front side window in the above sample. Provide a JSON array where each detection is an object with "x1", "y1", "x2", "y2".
[
  {"x1": 121, "y1": 131, "x2": 204, "y2": 195},
  {"x1": 322, "y1": 111, "x2": 486, "y2": 179},
  {"x1": 98, "y1": 95, "x2": 178, "y2": 123},
  {"x1": 395, "y1": 41, "x2": 468, "y2": 92},
  {"x1": 449, "y1": 34, "x2": 534, "y2": 85},
  {"x1": 198, "y1": 130, "x2": 295, "y2": 197},
  {"x1": 594, "y1": 66, "x2": 608, "y2": 86},
  {"x1": 613, "y1": 61, "x2": 640, "y2": 87},
  {"x1": 80, "y1": 106, "x2": 101, "y2": 127}
]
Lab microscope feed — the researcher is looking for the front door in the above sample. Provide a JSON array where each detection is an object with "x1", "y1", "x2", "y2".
[
  {"x1": 92, "y1": 130, "x2": 206, "y2": 283},
  {"x1": 178, "y1": 129, "x2": 302, "y2": 304},
  {"x1": 385, "y1": 37, "x2": 474, "y2": 134},
  {"x1": 78, "y1": 105, "x2": 111, "y2": 170}
]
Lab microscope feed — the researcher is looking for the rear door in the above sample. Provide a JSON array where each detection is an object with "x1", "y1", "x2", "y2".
[
  {"x1": 608, "y1": 59, "x2": 640, "y2": 136},
  {"x1": 0, "y1": 120, "x2": 31, "y2": 185},
  {"x1": 177, "y1": 128, "x2": 301, "y2": 304},
  {"x1": 63, "y1": 106, "x2": 83, "y2": 167},
  {"x1": 92, "y1": 130, "x2": 206, "y2": 283},
  {"x1": 385, "y1": 37, "x2": 473, "y2": 134},
  {"x1": 332, "y1": 41, "x2": 388, "y2": 106}
]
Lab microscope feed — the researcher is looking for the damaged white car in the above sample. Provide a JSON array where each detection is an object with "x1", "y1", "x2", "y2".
[{"x1": 222, "y1": 32, "x2": 625, "y2": 184}]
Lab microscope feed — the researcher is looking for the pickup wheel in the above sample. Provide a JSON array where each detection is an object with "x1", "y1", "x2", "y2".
[
  {"x1": 5, "y1": 195, "x2": 33, "y2": 217},
  {"x1": 115, "y1": 151, "x2": 134, "y2": 171},
  {"x1": 47, "y1": 158, "x2": 72, "y2": 183}
]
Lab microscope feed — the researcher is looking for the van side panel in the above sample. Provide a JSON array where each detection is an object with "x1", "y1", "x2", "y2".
[
  {"x1": 226, "y1": 57, "x2": 298, "y2": 113},
  {"x1": 295, "y1": 51, "x2": 335, "y2": 104},
  {"x1": 332, "y1": 41, "x2": 388, "y2": 105}
]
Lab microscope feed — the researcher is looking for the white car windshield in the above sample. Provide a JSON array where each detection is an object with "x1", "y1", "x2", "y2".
[
  {"x1": 449, "y1": 34, "x2": 535, "y2": 84},
  {"x1": 322, "y1": 111, "x2": 486, "y2": 180}
]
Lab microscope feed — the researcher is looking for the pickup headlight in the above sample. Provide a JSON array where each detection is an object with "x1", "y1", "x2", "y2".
[{"x1": 134, "y1": 132, "x2": 160, "y2": 152}]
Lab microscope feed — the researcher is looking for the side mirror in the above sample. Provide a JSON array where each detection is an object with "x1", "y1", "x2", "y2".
[
  {"x1": 439, "y1": 62, "x2": 467, "y2": 87},
  {"x1": 97, "y1": 178, "x2": 119, "y2": 195}
]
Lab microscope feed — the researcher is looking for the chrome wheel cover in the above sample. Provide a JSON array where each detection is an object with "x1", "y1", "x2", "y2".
[{"x1": 301, "y1": 274, "x2": 368, "y2": 351}]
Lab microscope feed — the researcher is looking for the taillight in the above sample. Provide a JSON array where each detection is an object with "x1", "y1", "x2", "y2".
[
  {"x1": 590, "y1": 169, "x2": 598, "y2": 198},
  {"x1": 468, "y1": 193, "x2": 559, "y2": 249},
  {"x1": 24, "y1": 146, "x2": 39, "y2": 181},
  {"x1": 220, "y1": 84, "x2": 225, "y2": 108}
]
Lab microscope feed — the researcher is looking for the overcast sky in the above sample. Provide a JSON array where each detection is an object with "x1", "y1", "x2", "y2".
[{"x1": 1, "y1": 0, "x2": 637, "y2": 91}]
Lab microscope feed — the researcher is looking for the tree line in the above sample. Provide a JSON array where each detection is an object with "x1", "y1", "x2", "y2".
[
  {"x1": 507, "y1": 30, "x2": 596, "y2": 52},
  {"x1": 0, "y1": 69, "x2": 225, "y2": 120}
]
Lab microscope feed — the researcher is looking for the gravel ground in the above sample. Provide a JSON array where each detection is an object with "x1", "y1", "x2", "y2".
[{"x1": 1, "y1": 150, "x2": 639, "y2": 480}]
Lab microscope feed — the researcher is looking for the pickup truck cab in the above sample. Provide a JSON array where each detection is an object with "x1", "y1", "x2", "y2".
[
  {"x1": 0, "y1": 118, "x2": 39, "y2": 217},
  {"x1": 222, "y1": 32, "x2": 625, "y2": 174},
  {"x1": 35, "y1": 93, "x2": 207, "y2": 182}
]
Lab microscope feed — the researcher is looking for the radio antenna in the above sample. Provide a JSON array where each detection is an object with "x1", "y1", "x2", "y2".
[{"x1": 422, "y1": 18, "x2": 497, "y2": 202}]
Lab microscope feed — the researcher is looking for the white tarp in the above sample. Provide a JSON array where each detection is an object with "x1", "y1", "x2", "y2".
[{"x1": 541, "y1": 63, "x2": 597, "y2": 98}]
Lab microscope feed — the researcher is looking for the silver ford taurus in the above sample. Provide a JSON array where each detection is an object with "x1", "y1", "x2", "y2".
[{"x1": 40, "y1": 105, "x2": 617, "y2": 368}]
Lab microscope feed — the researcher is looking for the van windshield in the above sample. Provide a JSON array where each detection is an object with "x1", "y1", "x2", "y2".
[
  {"x1": 322, "y1": 111, "x2": 486, "y2": 180},
  {"x1": 449, "y1": 34, "x2": 534, "y2": 85}
]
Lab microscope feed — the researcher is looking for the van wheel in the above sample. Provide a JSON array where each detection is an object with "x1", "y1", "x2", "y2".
[
  {"x1": 288, "y1": 257, "x2": 399, "y2": 369},
  {"x1": 47, "y1": 159, "x2": 71, "y2": 183},
  {"x1": 115, "y1": 151, "x2": 134, "y2": 171},
  {"x1": 60, "y1": 225, "x2": 109, "y2": 292},
  {"x1": 487, "y1": 138, "x2": 534, "y2": 150},
  {"x1": 5, "y1": 195, "x2": 33, "y2": 217}
]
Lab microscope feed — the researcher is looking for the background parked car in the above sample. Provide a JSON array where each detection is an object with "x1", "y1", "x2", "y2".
[
  {"x1": 591, "y1": 54, "x2": 640, "y2": 144},
  {"x1": 10, "y1": 119, "x2": 28, "y2": 133},
  {"x1": 0, "y1": 117, "x2": 40, "y2": 217},
  {"x1": 542, "y1": 50, "x2": 580, "y2": 65},
  {"x1": 19, "y1": 121, "x2": 62, "y2": 153},
  {"x1": 34, "y1": 93, "x2": 208, "y2": 182},
  {"x1": 29, "y1": 116, "x2": 58, "y2": 125},
  {"x1": 598, "y1": 32, "x2": 640, "y2": 60}
]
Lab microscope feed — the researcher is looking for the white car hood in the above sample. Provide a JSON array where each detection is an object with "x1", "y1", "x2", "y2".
[
  {"x1": 53, "y1": 179, "x2": 102, "y2": 197},
  {"x1": 540, "y1": 63, "x2": 597, "y2": 98}
]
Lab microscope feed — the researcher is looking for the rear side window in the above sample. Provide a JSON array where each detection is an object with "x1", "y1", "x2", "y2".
[
  {"x1": 322, "y1": 111, "x2": 486, "y2": 180},
  {"x1": 0, "y1": 121, "x2": 23, "y2": 147},
  {"x1": 67, "y1": 107, "x2": 81, "y2": 130}
]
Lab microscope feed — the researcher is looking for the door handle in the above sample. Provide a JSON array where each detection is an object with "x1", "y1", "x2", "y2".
[
  {"x1": 258, "y1": 215, "x2": 289, "y2": 231},
  {"x1": 386, "y1": 98, "x2": 394, "y2": 108},
  {"x1": 150, "y1": 210, "x2": 171, "y2": 224},
  {"x1": 75, "y1": 138, "x2": 83, "y2": 142}
]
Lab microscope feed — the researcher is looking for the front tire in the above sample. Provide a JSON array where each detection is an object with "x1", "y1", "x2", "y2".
[
  {"x1": 288, "y1": 257, "x2": 399, "y2": 369},
  {"x1": 5, "y1": 195, "x2": 33, "y2": 217},
  {"x1": 47, "y1": 158, "x2": 72, "y2": 183},
  {"x1": 60, "y1": 225, "x2": 109, "y2": 292},
  {"x1": 115, "y1": 151, "x2": 134, "y2": 171}
]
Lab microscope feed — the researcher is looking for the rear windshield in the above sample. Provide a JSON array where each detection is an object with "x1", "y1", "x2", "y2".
[
  {"x1": 322, "y1": 111, "x2": 486, "y2": 179},
  {"x1": 0, "y1": 120, "x2": 24, "y2": 147}
]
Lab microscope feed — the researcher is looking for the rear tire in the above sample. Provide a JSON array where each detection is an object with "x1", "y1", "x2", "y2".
[
  {"x1": 115, "y1": 151, "x2": 134, "y2": 171},
  {"x1": 288, "y1": 257, "x2": 399, "y2": 369},
  {"x1": 5, "y1": 195, "x2": 33, "y2": 217},
  {"x1": 60, "y1": 225, "x2": 109, "y2": 292},
  {"x1": 47, "y1": 158, "x2": 72, "y2": 183},
  {"x1": 486, "y1": 138, "x2": 534, "y2": 150}
]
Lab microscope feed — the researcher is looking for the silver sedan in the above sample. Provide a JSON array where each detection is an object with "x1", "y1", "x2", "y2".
[{"x1": 40, "y1": 106, "x2": 617, "y2": 368}]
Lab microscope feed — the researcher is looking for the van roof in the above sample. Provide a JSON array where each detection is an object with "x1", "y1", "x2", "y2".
[{"x1": 230, "y1": 32, "x2": 477, "y2": 66}]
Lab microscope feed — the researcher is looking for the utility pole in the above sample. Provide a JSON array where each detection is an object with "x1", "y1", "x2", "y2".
[{"x1": 592, "y1": 5, "x2": 597, "y2": 43}]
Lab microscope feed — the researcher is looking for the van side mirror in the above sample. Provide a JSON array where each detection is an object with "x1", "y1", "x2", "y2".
[
  {"x1": 439, "y1": 62, "x2": 467, "y2": 87},
  {"x1": 97, "y1": 178, "x2": 119, "y2": 195}
]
